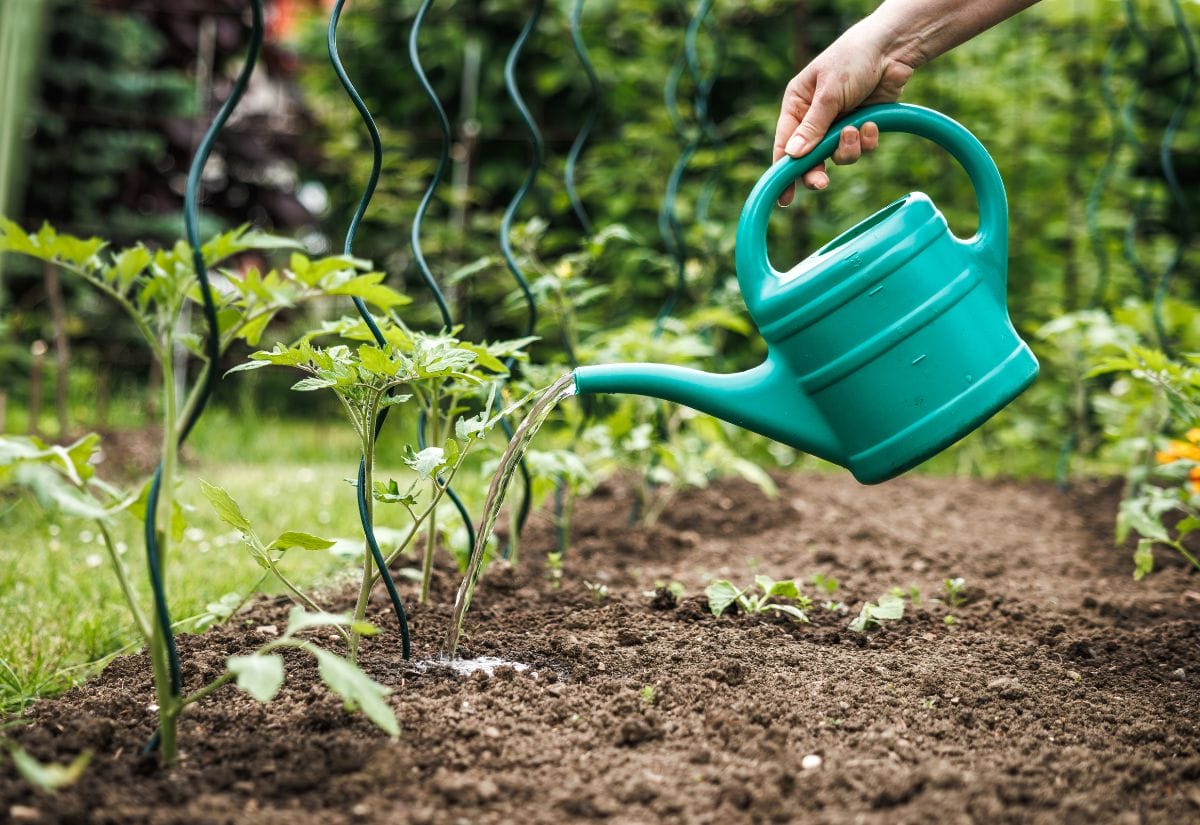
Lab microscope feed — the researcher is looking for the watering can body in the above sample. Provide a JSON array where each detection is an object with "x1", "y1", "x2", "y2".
[{"x1": 573, "y1": 103, "x2": 1039, "y2": 484}]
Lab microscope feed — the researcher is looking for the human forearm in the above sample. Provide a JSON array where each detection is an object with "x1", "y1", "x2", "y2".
[{"x1": 868, "y1": 0, "x2": 1041, "y2": 69}]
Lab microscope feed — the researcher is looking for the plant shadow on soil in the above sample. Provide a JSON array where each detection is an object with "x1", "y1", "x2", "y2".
[{"x1": 3, "y1": 473, "x2": 1199, "y2": 824}]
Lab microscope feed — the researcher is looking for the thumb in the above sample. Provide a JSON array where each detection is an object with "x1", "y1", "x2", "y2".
[{"x1": 783, "y1": 89, "x2": 840, "y2": 158}]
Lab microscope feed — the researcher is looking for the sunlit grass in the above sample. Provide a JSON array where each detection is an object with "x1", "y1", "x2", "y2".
[{"x1": 0, "y1": 408, "x2": 462, "y2": 712}]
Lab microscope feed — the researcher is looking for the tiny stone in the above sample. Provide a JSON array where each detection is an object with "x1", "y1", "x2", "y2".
[
  {"x1": 256, "y1": 624, "x2": 278, "y2": 637},
  {"x1": 1066, "y1": 670, "x2": 1082, "y2": 682},
  {"x1": 483, "y1": 726, "x2": 501, "y2": 739},
  {"x1": 10, "y1": 805, "x2": 41, "y2": 822},
  {"x1": 1170, "y1": 668, "x2": 1186, "y2": 681},
  {"x1": 801, "y1": 754, "x2": 823, "y2": 770},
  {"x1": 352, "y1": 803, "x2": 370, "y2": 817}
]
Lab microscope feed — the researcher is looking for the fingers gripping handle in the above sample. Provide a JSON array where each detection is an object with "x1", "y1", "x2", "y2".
[{"x1": 736, "y1": 103, "x2": 1008, "y2": 300}]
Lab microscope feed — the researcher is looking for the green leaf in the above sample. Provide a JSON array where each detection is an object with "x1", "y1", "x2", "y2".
[
  {"x1": 268, "y1": 531, "x2": 336, "y2": 552},
  {"x1": 706, "y1": 580, "x2": 742, "y2": 616},
  {"x1": 356, "y1": 344, "x2": 397, "y2": 377},
  {"x1": 284, "y1": 607, "x2": 354, "y2": 636},
  {"x1": 307, "y1": 645, "x2": 399, "y2": 736},
  {"x1": 1133, "y1": 539, "x2": 1155, "y2": 581},
  {"x1": 112, "y1": 246, "x2": 151, "y2": 290},
  {"x1": 227, "y1": 654, "x2": 285, "y2": 702},
  {"x1": 128, "y1": 479, "x2": 187, "y2": 542},
  {"x1": 200, "y1": 480, "x2": 252, "y2": 532},
  {"x1": 237, "y1": 312, "x2": 274, "y2": 346},
  {"x1": 872, "y1": 593, "x2": 906, "y2": 620},
  {"x1": 225, "y1": 360, "x2": 272, "y2": 375},
  {"x1": 404, "y1": 447, "x2": 446, "y2": 480},
  {"x1": 8, "y1": 744, "x2": 91, "y2": 792},
  {"x1": 324, "y1": 272, "x2": 411, "y2": 311},
  {"x1": 1175, "y1": 516, "x2": 1200, "y2": 538},
  {"x1": 763, "y1": 603, "x2": 809, "y2": 622},
  {"x1": 291, "y1": 377, "x2": 338, "y2": 392},
  {"x1": 460, "y1": 343, "x2": 507, "y2": 373},
  {"x1": 756, "y1": 575, "x2": 800, "y2": 601}
]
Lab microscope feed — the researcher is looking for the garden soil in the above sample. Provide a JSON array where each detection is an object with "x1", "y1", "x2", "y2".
[{"x1": 4, "y1": 473, "x2": 1199, "y2": 824}]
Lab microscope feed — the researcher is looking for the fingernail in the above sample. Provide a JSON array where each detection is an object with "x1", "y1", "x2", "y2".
[
  {"x1": 814, "y1": 176, "x2": 828, "y2": 190},
  {"x1": 785, "y1": 136, "x2": 806, "y2": 156},
  {"x1": 777, "y1": 198, "x2": 789, "y2": 208}
]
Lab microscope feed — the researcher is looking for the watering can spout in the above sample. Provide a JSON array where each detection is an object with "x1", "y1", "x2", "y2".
[{"x1": 572, "y1": 360, "x2": 843, "y2": 465}]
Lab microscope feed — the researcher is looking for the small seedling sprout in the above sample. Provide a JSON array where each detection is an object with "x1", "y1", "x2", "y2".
[
  {"x1": 584, "y1": 581, "x2": 609, "y2": 605},
  {"x1": 706, "y1": 575, "x2": 812, "y2": 622},
  {"x1": 848, "y1": 593, "x2": 906, "y2": 632}
]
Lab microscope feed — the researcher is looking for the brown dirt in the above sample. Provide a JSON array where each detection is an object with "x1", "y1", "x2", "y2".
[{"x1": 3, "y1": 472, "x2": 1199, "y2": 824}]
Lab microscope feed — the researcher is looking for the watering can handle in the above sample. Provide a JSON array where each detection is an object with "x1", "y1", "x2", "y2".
[{"x1": 736, "y1": 103, "x2": 1008, "y2": 297}]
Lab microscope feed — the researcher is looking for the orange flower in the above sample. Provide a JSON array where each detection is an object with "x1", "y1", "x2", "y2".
[
  {"x1": 1191, "y1": 466, "x2": 1200, "y2": 494},
  {"x1": 1188, "y1": 428, "x2": 1200, "y2": 444},
  {"x1": 1156, "y1": 439, "x2": 1200, "y2": 465}
]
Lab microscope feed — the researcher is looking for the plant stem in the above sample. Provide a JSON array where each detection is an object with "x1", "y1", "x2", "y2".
[
  {"x1": 376, "y1": 451, "x2": 468, "y2": 578},
  {"x1": 151, "y1": 333, "x2": 181, "y2": 764},
  {"x1": 419, "y1": 396, "x2": 439, "y2": 603},
  {"x1": 348, "y1": 432, "x2": 375, "y2": 664},
  {"x1": 261, "y1": 553, "x2": 349, "y2": 643},
  {"x1": 420, "y1": 497, "x2": 437, "y2": 603},
  {"x1": 95, "y1": 518, "x2": 151, "y2": 641},
  {"x1": 181, "y1": 671, "x2": 233, "y2": 708}
]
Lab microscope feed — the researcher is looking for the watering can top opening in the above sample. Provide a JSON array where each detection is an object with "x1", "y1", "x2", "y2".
[{"x1": 574, "y1": 102, "x2": 1039, "y2": 485}]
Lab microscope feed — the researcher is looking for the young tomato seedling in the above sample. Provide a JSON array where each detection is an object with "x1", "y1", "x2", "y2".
[
  {"x1": 706, "y1": 575, "x2": 813, "y2": 622},
  {"x1": 849, "y1": 593, "x2": 906, "y2": 632},
  {"x1": 0, "y1": 220, "x2": 398, "y2": 764},
  {"x1": 240, "y1": 318, "x2": 532, "y2": 659}
]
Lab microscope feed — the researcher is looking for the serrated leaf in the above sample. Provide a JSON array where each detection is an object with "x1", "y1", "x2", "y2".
[
  {"x1": 284, "y1": 607, "x2": 354, "y2": 636},
  {"x1": 8, "y1": 744, "x2": 91, "y2": 792},
  {"x1": 237, "y1": 312, "x2": 275, "y2": 346},
  {"x1": 460, "y1": 343, "x2": 507, "y2": 373},
  {"x1": 268, "y1": 531, "x2": 336, "y2": 552},
  {"x1": 292, "y1": 377, "x2": 338, "y2": 392},
  {"x1": 404, "y1": 447, "x2": 446, "y2": 480},
  {"x1": 200, "y1": 480, "x2": 252, "y2": 532},
  {"x1": 378, "y1": 393, "x2": 414, "y2": 409},
  {"x1": 112, "y1": 246, "x2": 151, "y2": 290},
  {"x1": 706, "y1": 580, "x2": 742, "y2": 616},
  {"x1": 356, "y1": 344, "x2": 397, "y2": 377},
  {"x1": 227, "y1": 654, "x2": 285, "y2": 702},
  {"x1": 308, "y1": 645, "x2": 399, "y2": 736},
  {"x1": 128, "y1": 479, "x2": 187, "y2": 542},
  {"x1": 225, "y1": 360, "x2": 272, "y2": 376},
  {"x1": 1133, "y1": 539, "x2": 1155, "y2": 581}
]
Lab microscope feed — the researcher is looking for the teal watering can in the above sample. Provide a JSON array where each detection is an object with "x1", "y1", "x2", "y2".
[{"x1": 573, "y1": 103, "x2": 1039, "y2": 484}]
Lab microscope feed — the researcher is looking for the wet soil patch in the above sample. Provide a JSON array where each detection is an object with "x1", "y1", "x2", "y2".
[{"x1": 4, "y1": 473, "x2": 1199, "y2": 824}]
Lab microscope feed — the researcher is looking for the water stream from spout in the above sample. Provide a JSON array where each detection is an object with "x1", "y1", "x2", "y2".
[{"x1": 442, "y1": 372, "x2": 577, "y2": 658}]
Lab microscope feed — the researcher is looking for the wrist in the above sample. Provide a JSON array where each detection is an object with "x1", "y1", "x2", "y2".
[{"x1": 862, "y1": 1, "x2": 943, "y2": 69}]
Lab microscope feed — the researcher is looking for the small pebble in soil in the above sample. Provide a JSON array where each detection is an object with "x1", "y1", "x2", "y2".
[
  {"x1": 10, "y1": 805, "x2": 41, "y2": 823},
  {"x1": 801, "y1": 754, "x2": 823, "y2": 770},
  {"x1": 256, "y1": 624, "x2": 278, "y2": 637},
  {"x1": 1170, "y1": 668, "x2": 1186, "y2": 681}
]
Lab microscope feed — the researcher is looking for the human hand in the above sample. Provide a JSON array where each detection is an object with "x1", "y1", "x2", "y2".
[{"x1": 773, "y1": 19, "x2": 915, "y2": 206}]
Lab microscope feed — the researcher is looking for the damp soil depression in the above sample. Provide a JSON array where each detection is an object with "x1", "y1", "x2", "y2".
[{"x1": 4, "y1": 473, "x2": 1199, "y2": 824}]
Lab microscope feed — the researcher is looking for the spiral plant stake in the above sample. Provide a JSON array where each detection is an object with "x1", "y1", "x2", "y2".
[
  {"x1": 493, "y1": 0, "x2": 547, "y2": 559},
  {"x1": 140, "y1": 0, "x2": 266, "y2": 760},
  {"x1": 327, "y1": 0, "x2": 412, "y2": 659},
  {"x1": 409, "y1": 0, "x2": 479, "y2": 588}
]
